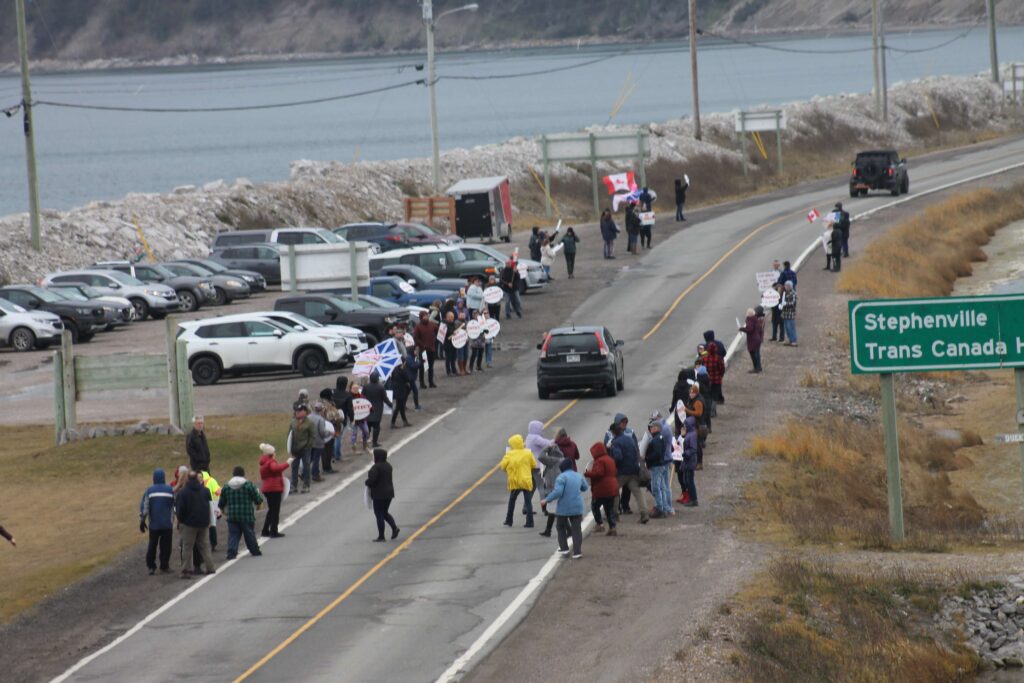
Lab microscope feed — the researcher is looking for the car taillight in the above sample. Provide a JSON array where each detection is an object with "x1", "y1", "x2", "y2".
[
  {"x1": 888, "y1": 167, "x2": 894, "y2": 177},
  {"x1": 595, "y1": 331, "x2": 609, "y2": 356},
  {"x1": 484, "y1": 267, "x2": 495, "y2": 274},
  {"x1": 852, "y1": 168, "x2": 858, "y2": 177},
  {"x1": 385, "y1": 235, "x2": 403, "y2": 242},
  {"x1": 540, "y1": 334, "x2": 551, "y2": 359}
]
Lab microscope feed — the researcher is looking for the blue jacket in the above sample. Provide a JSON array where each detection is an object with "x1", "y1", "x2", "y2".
[
  {"x1": 609, "y1": 432, "x2": 640, "y2": 476},
  {"x1": 776, "y1": 268, "x2": 797, "y2": 289},
  {"x1": 682, "y1": 417, "x2": 699, "y2": 471},
  {"x1": 544, "y1": 469, "x2": 589, "y2": 516},
  {"x1": 140, "y1": 468, "x2": 174, "y2": 531}
]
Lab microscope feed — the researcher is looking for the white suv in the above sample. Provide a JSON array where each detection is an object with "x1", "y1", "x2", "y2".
[
  {"x1": 250, "y1": 310, "x2": 369, "y2": 359},
  {"x1": 43, "y1": 269, "x2": 179, "y2": 320},
  {"x1": 178, "y1": 313, "x2": 347, "y2": 385},
  {"x1": 0, "y1": 297, "x2": 63, "y2": 351}
]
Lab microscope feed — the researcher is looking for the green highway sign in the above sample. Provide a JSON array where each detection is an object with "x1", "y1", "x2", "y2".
[{"x1": 849, "y1": 294, "x2": 1024, "y2": 374}]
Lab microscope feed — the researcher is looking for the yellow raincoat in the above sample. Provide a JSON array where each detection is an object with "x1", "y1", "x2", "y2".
[{"x1": 500, "y1": 435, "x2": 538, "y2": 491}]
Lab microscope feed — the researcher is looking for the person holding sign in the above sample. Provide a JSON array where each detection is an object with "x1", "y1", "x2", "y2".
[
  {"x1": 349, "y1": 383, "x2": 371, "y2": 452},
  {"x1": 499, "y1": 259, "x2": 522, "y2": 320},
  {"x1": 560, "y1": 227, "x2": 580, "y2": 278},
  {"x1": 443, "y1": 311, "x2": 458, "y2": 377},
  {"x1": 674, "y1": 177, "x2": 689, "y2": 221},
  {"x1": 412, "y1": 311, "x2": 439, "y2": 389},
  {"x1": 468, "y1": 311, "x2": 486, "y2": 373},
  {"x1": 484, "y1": 275, "x2": 502, "y2": 319},
  {"x1": 540, "y1": 237, "x2": 560, "y2": 281}
]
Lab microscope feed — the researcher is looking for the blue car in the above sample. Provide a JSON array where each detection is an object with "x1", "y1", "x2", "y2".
[{"x1": 361, "y1": 276, "x2": 455, "y2": 307}]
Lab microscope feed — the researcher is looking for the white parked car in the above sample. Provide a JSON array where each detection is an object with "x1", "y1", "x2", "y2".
[
  {"x1": 250, "y1": 311, "x2": 369, "y2": 359},
  {"x1": 0, "y1": 297, "x2": 64, "y2": 351},
  {"x1": 178, "y1": 313, "x2": 348, "y2": 385}
]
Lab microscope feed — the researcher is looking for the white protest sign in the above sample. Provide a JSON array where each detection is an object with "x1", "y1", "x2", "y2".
[
  {"x1": 404, "y1": 332, "x2": 414, "y2": 348},
  {"x1": 436, "y1": 322, "x2": 447, "y2": 343},
  {"x1": 755, "y1": 271, "x2": 778, "y2": 291},
  {"x1": 684, "y1": 173, "x2": 690, "y2": 186},
  {"x1": 639, "y1": 211, "x2": 656, "y2": 226},
  {"x1": 517, "y1": 262, "x2": 528, "y2": 279},
  {"x1": 467, "y1": 319, "x2": 482, "y2": 339},
  {"x1": 482, "y1": 318, "x2": 500, "y2": 339},
  {"x1": 451, "y1": 328, "x2": 468, "y2": 349},
  {"x1": 352, "y1": 397, "x2": 371, "y2": 421},
  {"x1": 761, "y1": 288, "x2": 781, "y2": 309},
  {"x1": 483, "y1": 286, "x2": 503, "y2": 304},
  {"x1": 736, "y1": 317, "x2": 743, "y2": 330},
  {"x1": 398, "y1": 281, "x2": 415, "y2": 294}
]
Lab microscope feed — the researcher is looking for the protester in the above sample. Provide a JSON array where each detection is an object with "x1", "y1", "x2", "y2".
[
  {"x1": 682, "y1": 386, "x2": 706, "y2": 468},
  {"x1": 500, "y1": 434, "x2": 538, "y2": 528},
  {"x1": 541, "y1": 459, "x2": 589, "y2": 559},
  {"x1": 454, "y1": 311, "x2": 469, "y2": 375},
  {"x1": 608, "y1": 421, "x2": 649, "y2": 524},
  {"x1": 835, "y1": 202, "x2": 851, "y2": 257},
  {"x1": 702, "y1": 331, "x2": 726, "y2": 404},
  {"x1": 485, "y1": 275, "x2": 502, "y2": 320},
  {"x1": 525, "y1": 420, "x2": 553, "y2": 502},
  {"x1": 362, "y1": 371, "x2": 392, "y2": 447},
  {"x1": 739, "y1": 308, "x2": 764, "y2": 373},
  {"x1": 186, "y1": 416, "x2": 210, "y2": 473},
  {"x1": 176, "y1": 472, "x2": 215, "y2": 578},
  {"x1": 528, "y1": 226, "x2": 543, "y2": 262},
  {"x1": 413, "y1": 311, "x2": 439, "y2": 389},
  {"x1": 139, "y1": 468, "x2": 174, "y2": 575},
  {"x1": 681, "y1": 416, "x2": 700, "y2": 507},
  {"x1": 366, "y1": 448, "x2": 400, "y2": 542},
  {"x1": 560, "y1": 228, "x2": 580, "y2": 278},
  {"x1": 537, "y1": 443, "x2": 565, "y2": 537},
  {"x1": 218, "y1": 466, "x2": 264, "y2": 560},
  {"x1": 199, "y1": 470, "x2": 221, "y2": 552},
  {"x1": 289, "y1": 402, "x2": 316, "y2": 494},
  {"x1": 776, "y1": 260, "x2": 797, "y2": 289},
  {"x1": 468, "y1": 311, "x2": 486, "y2": 372},
  {"x1": 645, "y1": 420, "x2": 673, "y2": 518},
  {"x1": 349, "y1": 382, "x2": 370, "y2": 452},
  {"x1": 333, "y1": 376, "x2": 353, "y2": 462},
  {"x1": 829, "y1": 219, "x2": 843, "y2": 272},
  {"x1": 553, "y1": 427, "x2": 579, "y2": 470},
  {"x1": 585, "y1": 442, "x2": 619, "y2": 536},
  {"x1": 675, "y1": 177, "x2": 688, "y2": 221},
  {"x1": 465, "y1": 277, "x2": 484, "y2": 312},
  {"x1": 600, "y1": 208, "x2": 618, "y2": 259},
  {"x1": 540, "y1": 237, "x2": 557, "y2": 281},
  {"x1": 605, "y1": 413, "x2": 638, "y2": 514},
  {"x1": 308, "y1": 401, "x2": 332, "y2": 482},
  {"x1": 781, "y1": 281, "x2": 798, "y2": 346},
  {"x1": 624, "y1": 203, "x2": 640, "y2": 255},
  {"x1": 770, "y1": 282, "x2": 786, "y2": 342},
  {"x1": 259, "y1": 443, "x2": 292, "y2": 538},
  {"x1": 390, "y1": 359, "x2": 413, "y2": 429},
  {"x1": 404, "y1": 348, "x2": 422, "y2": 410},
  {"x1": 499, "y1": 259, "x2": 523, "y2": 319},
  {"x1": 638, "y1": 206, "x2": 653, "y2": 249},
  {"x1": 318, "y1": 389, "x2": 341, "y2": 472}
]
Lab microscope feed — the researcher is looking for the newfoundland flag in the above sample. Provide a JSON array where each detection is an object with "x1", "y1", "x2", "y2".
[{"x1": 602, "y1": 171, "x2": 637, "y2": 195}]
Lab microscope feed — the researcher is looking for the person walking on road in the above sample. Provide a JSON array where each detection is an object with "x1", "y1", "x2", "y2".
[
  {"x1": 289, "y1": 402, "x2": 316, "y2": 494},
  {"x1": 500, "y1": 434, "x2": 538, "y2": 528},
  {"x1": 645, "y1": 420, "x2": 673, "y2": 518},
  {"x1": 176, "y1": 472, "x2": 215, "y2": 578},
  {"x1": 366, "y1": 448, "x2": 400, "y2": 542},
  {"x1": 675, "y1": 177, "x2": 688, "y2": 221},
  {"x1": 553, "y1": 427, "x2": 580, "y2": 470},
  {"x1": 739, "y1": 308, "x2": 764, "y2": 373},
  {"x1": 219, "y1": 466, "x2": 263, "y2": 560},
  {"x1": 537, "y1": 443, "x2": 566, "y2": 537},
  {"x1": 609, "y1": 421, "x2": 649, "y2": 524},
  {"x1": 585, "y1": 442, "x2": 619, "y2": 536},
  {"x1": 139, "y1": 467, "x2": 174, "y2": 575},
  {"x1": 362, "y1": 371, "x2": 392, "y2": 447},
  {"x1": 541, "y1": 459, "x2": 590, "y2": 559},
  {"x1": 259, "y1": 443, "x2": 292, "y2": 538},
  {"x1": 560, "y1": 228, "x2": 580, "y2": 278},
  {"x1": 600, "y1": 209, "x2": 619, "y2": 259},
  {"x1": 781, "y1": 281, "x2": 798, "y2": 346},
  {"x1": 186, "y1": 416, "x2": 211, "y2": 473}
]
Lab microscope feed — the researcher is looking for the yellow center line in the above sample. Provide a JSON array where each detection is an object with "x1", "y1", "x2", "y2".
[
  {"x1": 641, "y1": 213, "x2": 793, "y2": 341},
  {"x1": 233, "y1": 397, "x2": 580, "y2": 682}
]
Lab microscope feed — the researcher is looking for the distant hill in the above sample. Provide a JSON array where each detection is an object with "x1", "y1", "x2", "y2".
[{"x1": 0, "y1": 0, "x2": 1019, "y2": 65}]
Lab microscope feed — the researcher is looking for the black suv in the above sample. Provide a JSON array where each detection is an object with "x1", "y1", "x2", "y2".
[
  {"x1": 536, "y1": 326, "x2": 624, "y2": 399},
  {"x1": 274, "y1": 294, "x2": 402, "y2": 346},
  {"x1": 333, "y1": 223, "x2": 411, "y2": 252},
  {"x1": 850, "y1": 150, "x2": 909, "y2": 197},
  {"x1": 0, "y1": 285, "x2": 106, "y2": 343}
]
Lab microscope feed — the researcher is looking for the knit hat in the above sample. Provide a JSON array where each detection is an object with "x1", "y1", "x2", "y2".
[
  {"x1": 298, "y1": 389, "x2": 309, "y2": 399},
  {"x1": 260, "y1": 443, "x2": 275, "y2": 455}
]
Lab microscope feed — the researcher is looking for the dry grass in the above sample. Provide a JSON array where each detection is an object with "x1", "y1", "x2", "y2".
[
  {"x1": 0, "y1": 414, "x2": 287, "y2": 624},
  {"x1": 736, "y1": 557, "x2": 980, "y2": 683},
  {"x1": 837, "y1": 184, "x2": 1024, "y2": 299}
]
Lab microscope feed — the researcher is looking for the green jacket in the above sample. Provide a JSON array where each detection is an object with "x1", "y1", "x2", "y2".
[
  {"x1": 561, "y1": 234, "x2": 580, "y2": 255},
  {"x1": 217, "y1": 477, "x2": 263, "y2": 524},
  {"x1": 290, "y1": 416, "x2": 315, "y2": 454}
]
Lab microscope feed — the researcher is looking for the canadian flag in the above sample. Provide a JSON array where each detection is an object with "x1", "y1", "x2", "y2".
[
  {"x1": 603, "y1": 171, "x2": 637, "y2": 196},
  {"x1": 807, "y1": 208, "x2": 821, "y2": 223}
]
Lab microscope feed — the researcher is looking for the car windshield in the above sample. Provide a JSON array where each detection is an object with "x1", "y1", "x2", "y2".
[
  {"x1": 270, "y1": 313, "x2": 323, "y2": 331},
  {"x1": 174, "y1": 263, "x2": 213, "y2": 276},
  {"x1": 194, "y1": 260, "x2": 227, "y2": 274},
  {"x1": 400, "y1": 265, "x2": 436, "y2": 283},
  {"x1": 0, "y1": 298, "x2": 26, "y2": 313},
  {"x1": 448, "y1": 249, "x2": 467, "y2": 264},
  {"x1": 106, "y1": 271, "x2": 144, "y2": 286},
  {"x1": 358, "y1": 294, "x2": 400, "y2": 309},
  {"x1": 466, "y1": 245, "x2": 505, "y2": 262},
  {"x1": 28, "y1": 286, "x2": 65, "y2": 303},
  {"x1": 326, "y1": 296, "x2": 362, "y2": 313},
  {"x1": 51, "y1": 288, "x2": 88, "y2": 302},
  {"x1": 315, "y1": 229, "x2": 343, "y2": 243},
  {"x1": 149, "y1": 264, "x2": 178, "y2": 279}
]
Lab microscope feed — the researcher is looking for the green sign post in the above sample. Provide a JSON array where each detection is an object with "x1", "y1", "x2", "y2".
[{"x1": 849, "y1": 294, "x2": 1024, "y2": 541}]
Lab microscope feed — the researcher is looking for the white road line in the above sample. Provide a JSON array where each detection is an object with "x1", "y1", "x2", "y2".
[
  {"x1": 50, "y1": 408, "x2": 456, "y2": 683},
  {"x1": 438, "y1": 154, "x2": 1024, "y2": 681}
]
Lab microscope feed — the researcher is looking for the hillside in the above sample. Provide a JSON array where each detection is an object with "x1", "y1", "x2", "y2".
[{"x1": 0, "y1": 0, "x2": 1020, "y2": 67}]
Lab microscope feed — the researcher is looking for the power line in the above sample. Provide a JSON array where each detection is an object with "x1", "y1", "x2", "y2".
[
  {"x1": 440, "y1": 45, "x2": 640, "y2": 80},
  {"x1": 704, "y1": 25, "x2": 976, "y2": 55}
]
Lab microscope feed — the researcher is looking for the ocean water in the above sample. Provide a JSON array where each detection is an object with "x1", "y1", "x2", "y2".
[{"x1": 0, "y1": 26, "x2": 1021, "y2": 216}]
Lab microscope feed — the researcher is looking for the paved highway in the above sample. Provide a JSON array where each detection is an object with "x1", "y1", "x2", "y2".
[{"x1": 53, "y1": 138, "x2": 1024, "y2": 682}]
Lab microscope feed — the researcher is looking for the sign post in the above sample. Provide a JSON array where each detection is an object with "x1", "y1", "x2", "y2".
[
  {"x1": 735, "y1": 110, "x2": 787, "y2": 175},
  {"x1": 849, "y1": 293, "x2": 1024, "y2": 540}
]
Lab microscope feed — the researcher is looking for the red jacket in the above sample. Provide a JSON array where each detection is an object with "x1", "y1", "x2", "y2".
[
  {"x1": 554, "y1": 435, "x2": 580, "y2": 470},
  {"x1": 705, "y1": 344, "x2": 725, "y2": 385},
  {"x1": 412, "y1": 320, "x2": 438, "y2": 353},
  {"x1": 585, "y1": 443, "x2": 619, "y2": 498},
  {"x1": 259, "y1": 454, "x2": 290, "y2": 493}
]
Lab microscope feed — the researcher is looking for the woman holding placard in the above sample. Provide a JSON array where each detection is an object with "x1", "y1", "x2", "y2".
[
  {"x1": 468, "y1": 311, "x2": 485, "y2": 373},
  {"x1": 442, "y1": 312, "x2": 458, "y2": 377}
]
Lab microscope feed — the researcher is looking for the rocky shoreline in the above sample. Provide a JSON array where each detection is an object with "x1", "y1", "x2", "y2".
[{"x1": 0, "y1": 73, "x2": 1017, "y2": 287}]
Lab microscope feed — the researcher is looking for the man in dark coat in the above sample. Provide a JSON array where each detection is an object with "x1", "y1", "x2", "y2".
[
  {"x1": 175, "y1": 472, "x2": 215, "y2": 578},
  {"x1": 674, "y1": 178, "x2": 688, "y2": 221},
  {"x1": 185, "y1": 416, "x2": 211, "y2": 473},
  {"x1": 835, "y1": 202, "x2": 851, "y2": 257},
  {"x1": 829, "y1": 222, "x2": 843, "y2": 272},
  {"x1": 412, "y1": 311, "x2": 438, "y2": 388},
  {"x1": 599, "y1": 209, "x2": 618, "y2": 259},
  {"x1": 528, "y1": 226, "x2": 543, "y2": 262},
  {"x1": 499, "y1": 259, "x2": 522, "y2": 320},
  {"x1": 139, "y1": 468, "x2": 174, "y2": 574},
  {"x1": 703, "y1": 331, "x2": 726, "y2": 404},
  {"x1": 366, "y1": 448, "x2": 400, "y2": 542},
  {"x1": 624, "y1": 204, "x2": 641, "y2": 254},
  {"x1": 361, "y1": 371, "x2": 393, "y2": 448}
]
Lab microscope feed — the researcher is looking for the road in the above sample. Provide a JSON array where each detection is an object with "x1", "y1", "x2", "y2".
[{"x1": 50, "y1": 137, "x2": 1024, "y2": 682}]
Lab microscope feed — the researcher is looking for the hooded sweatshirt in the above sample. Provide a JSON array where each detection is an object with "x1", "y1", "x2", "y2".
[
  {"x1": 585, "y1": 443, "x2": 619, "y2": 498},
  {"x1": 366, "y1": 450, "x2": 395, "y2": 500},
  {"x1": 259, "y1": 453, "x2": 290, "y2": 494},
  {"x1": 175, "y1": 478, "x2": 212, "y2": 529},
  {"x1": 682, "y1": 417, "x2": 699, "y2": 470},
  {"x1": 604, "y1": 413, "x2": 637, "y2": 447},
  {"x1": 334, "y1": 376, "x2": 354, "y2": 424},
  {"x1": 544, "y1": 460, "x2": 589, "y2": 517},
  {"x1": 609, "y1": 427, "x2": 641, "y2": 476},
  {"x1": 537, "y1": 444, "x2": 566, "y2": 496},
  {"x1": 140, "y1": 468, "x2": 174, "y2": 531},
  {"x1": 500, "y1": 435, "x2": 538, "y2": 491},
  {"x1": 218, "y1": 476, "x2": 264, "y2": 524},
  {"x1": 554, "y1": 434, "x2": 580, "y2": 470},
  {"x1": 524, "y1": 420, "x2": 553, "y2": 459}
]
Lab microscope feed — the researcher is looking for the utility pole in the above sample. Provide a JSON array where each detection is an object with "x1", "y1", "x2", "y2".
[
  {"x1": 688, "y1": 0, "x2": 701, "y2": 140},
  {"x1": 423, "y1": 0, "x2": 441, "y2": 195},
  {"x1": 870, "y1": 0, "x2": 888, "y2": 121},
  {"x1": 15, "y1": 0, "x2": 41, "y2": 251},
  {"x1": 879, "y1": 1, "x2": 888, "y2": 121},
  {"x1": 987, "y1": 0, "x2": 1000, "y2": 84}
]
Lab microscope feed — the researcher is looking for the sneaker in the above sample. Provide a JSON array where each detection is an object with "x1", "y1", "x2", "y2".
[
  {"x1": 503, "y1": 521, "x2": 513, "y2": 527},
  {"x1": 558, "y1": 549, "x2": 571, "y2": 556},
  {"x1": 260, "y1": 532, "x2": 271, "y2": 538},
  {"x1": 373, "y1": 537, "x2": 386, "y2": 543},
  {"x1": 606, "y1": 528, "x2": 618, "y2": 536},
  {"x1": 148, "y1": 568, "x2": 156, "y2": 575},
  {"x1": 572, "y1": 553, "x2": 583, "y2": 559},
  {"x1": 270, "y1": 532, "x2": 286, "y2": 538},
  {"x1": 539, "y1": 531, "x2": 552, "y2": 537},
  {"x1": 594, "y1": 524, "x2": 606, "y2": 533},
  {"x1": 640, "y1": 516, "x2": 649, "y2": 524}
]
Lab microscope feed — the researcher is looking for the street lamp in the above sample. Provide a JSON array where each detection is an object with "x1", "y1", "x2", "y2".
[{"x1": 423, "y1": 1, "x2": 479, "y2": 195}]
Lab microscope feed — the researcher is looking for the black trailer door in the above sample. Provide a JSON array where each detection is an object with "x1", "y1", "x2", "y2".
[{"x1": 454, "y1": 192, "x2": 493, "y2": 239}]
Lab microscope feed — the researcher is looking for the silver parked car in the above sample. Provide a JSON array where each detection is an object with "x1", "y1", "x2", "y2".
[
  {"x1": 0, "y1": 297, "x2": 63, "y2": 351},
  {"x1": 42, "y1": 269, "x2": 179, "y2": 320}
]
